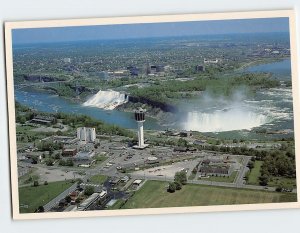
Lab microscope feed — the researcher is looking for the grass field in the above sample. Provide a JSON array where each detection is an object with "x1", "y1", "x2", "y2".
[
  {"x1": 19, "y1": 180, "x2": 74, "y2": 213},
  {"x1": 18, "y1": 167, "x2": 39, "y2": 185},
  {"x1": 94, "y1": 155, "x2": 108, "y2": 164},
  {"x1": 268, "y1": 177, "x2": 297, "y2": 188},
  {"x1": 121, "y1": 180, "x2": 297, "y2": 209},
  {"x1": 89, "y1": 175, "x2": 107, "y2": 184},
  {"x1": 201, "y1": 171, "x2": 238, "y2": 183},
  {"x1": 247, "y1": 161, "x2": 263, "y2": 185}
]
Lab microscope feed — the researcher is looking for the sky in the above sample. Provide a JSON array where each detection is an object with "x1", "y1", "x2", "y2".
[{"x1": 12, "y1": 17, "x2": 289, "y2": 45}]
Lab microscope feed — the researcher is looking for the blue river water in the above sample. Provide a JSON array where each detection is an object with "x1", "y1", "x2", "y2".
[
  {"x1": 15, "y1": 58, "x2": 292, "y2": 131},
  {"x1": 245, "y1": 58, "x2": 291, "y2": 78},
  {"x1": 15, "y1": 88, "x2": 161, "y2": 130}
]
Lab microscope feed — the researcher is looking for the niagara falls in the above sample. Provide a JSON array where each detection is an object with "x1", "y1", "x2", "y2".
[
  {"x1": 182, "y1": 107, "x2": 269, "y2": 132},
  {"x1": 83, "y1": 90, "x2": 128, "y2": 110}
]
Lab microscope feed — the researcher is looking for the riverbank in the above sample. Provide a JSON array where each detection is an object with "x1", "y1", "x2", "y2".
[{"x1": 235, "y1": 56, "x2": 290, "y2": 72}]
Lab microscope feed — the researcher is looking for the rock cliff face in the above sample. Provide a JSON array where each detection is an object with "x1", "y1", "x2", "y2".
[{"x1": 128, "y1": 95, "x2": 177, "y2": 113}]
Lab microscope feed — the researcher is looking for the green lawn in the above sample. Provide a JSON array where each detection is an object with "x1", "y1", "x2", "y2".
[
  {"x1": 19, "y1": 180, "x2": 74, "y2": 213},
  {"x1": 201, "y1": 171, "x2": 238, "y2": 183},
  {"x1": 18, "y1": 167, "x2": 39, "y2": 185},
  {"x1": 89, "y1": 175, "x2": 107, "y2": 184},
  {"x1": 94, "y1": 155, "x2": 108, "y2": 164},
  {"x1": 268, "y1": 177, "x2": 297, "y2": 188},
  {"x1": 247, "y1": 161, "x2": 263, "y2": 185},
  {"x1": 121, "y1": 180, "x2": 297, "y2": 209},
  {"x1": 16, "y1": 125, "x2": 36, "y2": 133},
  {"x1": 107, "y1": 199, "x2": 126, "y2": 210}
]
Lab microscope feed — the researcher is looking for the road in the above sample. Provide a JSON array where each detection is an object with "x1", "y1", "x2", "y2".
[
  {"x1": 43, "y1": 182, "x2": 78, "y2": 212},
  {"x1": 235, "y1": 156, "x2": 251, "y2": 186}
]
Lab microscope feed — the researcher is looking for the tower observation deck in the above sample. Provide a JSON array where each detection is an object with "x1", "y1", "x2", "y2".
[{"x1": 133, "y1": 108, "x2": 148, "y2": 149}]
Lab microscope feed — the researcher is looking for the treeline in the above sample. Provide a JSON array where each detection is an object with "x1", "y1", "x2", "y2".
[
  {"x1": 199, "y1": 141, "x2": 296, "y2": 186},
  {"x1": 259, "y1": 151, "x2": 296, "y2": 186},
  {"x1": 129, "y1": 73, "x2": 280, "y2": 105},
  {"x1": 15, "y1": 102, "x2": 35, "y2": 124},
  {"x1": 231, "y1": 73, "x2": 280, "y2": 88}
]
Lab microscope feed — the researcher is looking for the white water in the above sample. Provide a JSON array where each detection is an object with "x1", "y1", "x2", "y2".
[
  {"x1": 83, "y1": 90, "x2": 128, "y2": 110},
  {"x1": 182, "y1": 107, "x2": 269, "y2": 132}
]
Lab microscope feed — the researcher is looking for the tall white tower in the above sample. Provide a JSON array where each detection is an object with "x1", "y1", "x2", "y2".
[{"x1": 134, "y1": 108, "x2": 147, "y2": 149}]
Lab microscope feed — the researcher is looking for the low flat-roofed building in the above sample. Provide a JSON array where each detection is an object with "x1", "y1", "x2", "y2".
[
  {"x1": 121, "y1": 176, "x2": 130, "y2": 183},
  {"x1": 199, "y1": 164, "x2": 233, "y2": 176},
  {"x1": 173, "y1": 147, "x2": 188, "y2": 152},
  {"x1": 77, "y1": 193, "x2": 99, "y2": 211},
  {"x1": 62, "y1": 148, "x2": 77, "y2": 157},
  {"x1": 109, "y1": 177, "x2": 121, "y2": 186},
  {"x1": 133, "y1": 179, "x2": 143, "y2": 186},
  {"x1": 180, "y1": 131, "x2": 192, "y2": 137},
  {"x1": 31, "y1": 115, "x2": 55, "y2": 125}
]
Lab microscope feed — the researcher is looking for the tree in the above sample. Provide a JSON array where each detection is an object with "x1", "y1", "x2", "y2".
[
  {"x1": 168, "y1": 182, "x2": 176, "y2": 193},
  {"x1": 45, "y1": 158, "x2": 54, "y2": 166},
  {"x1": 37, "y1": 206, "x2": 44, "y2": 212},
  {"x1": 65, "y1": 159, "x2": 74, "y2": 167},
  {"x1": 247, "y1": 161, "x2": 255, "y2": 170},
  {"x1": 54, "y1": 153, "x2": 61, "y2": 159},
  {"x1": 177, "y1": 138, "x2": 188, "y2": 147},
  {"x1": 65, "y1": 195, "x2": 72, "y2": 203},
  {"x1": 33, "y1": 180, "x2": 39, "y2": 187},
  {"x1": 275, "y1": 185, "x2": 283, "y2": 192},
  {"x1": 84, "y1": 186, "x2": 95, "y2": 196},
  {"x1": 259, "y1": 174, "x2": 269, "y2": 186},
  {"x1": 44, "y1": 181, "x2": 48, "y2": 185},
  {"x1": 174, "y1": 181, "x2": 182, "y2": 190},
  {"x1": 174, "y1": 171, "x2": 187, "y2": 185}
]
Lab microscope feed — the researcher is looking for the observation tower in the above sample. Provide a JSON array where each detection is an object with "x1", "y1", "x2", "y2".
[{"x1": 133, "y1": 108, "x2": 148, "y2": 149}]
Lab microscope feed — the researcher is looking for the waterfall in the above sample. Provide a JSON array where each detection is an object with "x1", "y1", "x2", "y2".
[
  {"x1": 83, "y1": 90, "x2": 128, "y2": 110},
  {"x1": 182, "y1": 107, "x2": 269, "y2": 132}
]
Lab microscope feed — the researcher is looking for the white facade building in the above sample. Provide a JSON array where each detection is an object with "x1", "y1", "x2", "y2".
[{"x1": 77, "y1": 127, "x2": 96, "y2": 143}]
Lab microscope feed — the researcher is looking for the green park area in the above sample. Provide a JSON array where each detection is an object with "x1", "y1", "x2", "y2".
[
  {"x1": 121, "y1": 180, "x2": 297, "y2": 209},
  {"x1": 89, "y1": 175, "x2": 107, "y2": 185},
  {"x1": 247, "y1": 161, "x2": 263, "y2": 185},
  {"x1": 19, "y1": 180, "x2": 73, "y2": 213},
  {"x1": 247, "y1": 161, "x2": 296, "y2": 188}
]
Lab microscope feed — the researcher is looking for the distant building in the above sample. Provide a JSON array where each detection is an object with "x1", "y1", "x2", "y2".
[
  {"x1": 204, "y1": 58, "x2": 219, "y2": 64},
  {"x1": 113, "y1": 69, "x2": 129, "y2": 76},
  {"x1": 146, "y1": 63, "x2": 151, "y2": 75},
  {"x1": 63, "y1": 58, "x2": 71, "y2": 63},
  {"x1": 31, "y1": 115, "x2": 55, "y2": 125},
  {"x1": 156, "y1": 65, "x2": 165, "y2": 72},
  {"x1": 180, "y1": 131, "x2": 192, "y2": 137},
  {"x1": 62, "y1": 148, "x2": 77, "y2": 157},
  {"x1": 109, "y1": 177, "x2": 121, "y2": 186},
  {"x1": 173, "y1": 147, "x2": 188, "y2": 152},
  {"x1": 199, "y1": 165, "x2": 233, "y2": 176},
  {"x1": 127, "y1": 66, "x2": 139, "y2": 76},
  {"x1": 146, "y1": 64, "x2": 165, "y2": 75},
  {"x1": 195, "y1": 65, "x2": 205, "y2": 72},
  {"x1": 77, "y1": 127, "x2": 96, "y2": 143}
]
